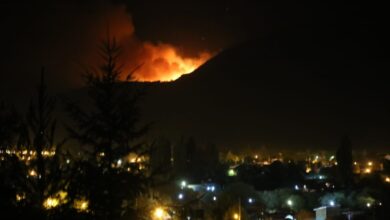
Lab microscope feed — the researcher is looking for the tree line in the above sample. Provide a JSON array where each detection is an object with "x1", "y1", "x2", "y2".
[{"x1": 0, "y1": 38, "x2": 149, "y2": 220}]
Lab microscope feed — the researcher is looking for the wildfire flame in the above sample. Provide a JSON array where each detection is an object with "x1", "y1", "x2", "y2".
[
  {"x1": 93, "y1": 5, "x2": 212, "y2": 82},
  {"x1": 130, "y1": 42, "x2": 211, "y2": 82}
]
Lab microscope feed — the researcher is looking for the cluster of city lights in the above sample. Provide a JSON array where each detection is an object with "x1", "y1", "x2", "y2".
[
  {"x1": 42, "y1": 191, "x2": 68, "y2": 210},
  {"x1": 0, "y1": 149, "x2": 56, "y2": 162},
  {"x1": 41, "y1": 191, "x2": 89, "y2": 212},
  {"x1": 73, "y1": 198, "x2": 89, "y2": 212}
]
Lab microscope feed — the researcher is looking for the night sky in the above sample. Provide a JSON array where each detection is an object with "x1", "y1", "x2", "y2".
[{"x1": 0, "y1": 0, "x2": 388, "y2": 151}]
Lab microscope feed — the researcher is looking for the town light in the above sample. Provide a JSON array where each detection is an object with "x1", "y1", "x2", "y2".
[
  {"x1": 181, "y1": 180, "x2": 187, "y2": 188},
  {"x1": 385, "y1": 177, "x2": 390, "y2": 183},
  {"x1": 233, "y1": 213, "x2": 239, "y2": 219},
  {"x1": 43, "y1": 197, "x2": 59, "y2": 209},
  {"x1": 287, "y1": 199, "x2": 293, "y2": 207},
  {"x1": 153, "y1": 207, "x2": 166, "y2": 219},
  {"x1": 329, "y1": 200, "x2": 335, "y2": 207},
  {"x1": 178, "y1": 193, "x2": 184, "y2": 200},
  {"x1": 367, "y1": 161, "x2": 373, "y2": 166},
  {"x1": 43, "y1": 191, "x2": 67, "y2": 210},
  {"x1": 228, "y1": 169, "x2": 237, "y2": 176},
  {"x1": 366, "y1": 203, "x2": 371, "y2": 208},
  {"x1": 28, "y1": 169, "x2": 37, "y2": 177},
  {"x1": 74, "y1": 199, "x2": 89, "y2": 212},
  {"x1": 16, "y1": 193, "x2": 25, "y2": 202}
]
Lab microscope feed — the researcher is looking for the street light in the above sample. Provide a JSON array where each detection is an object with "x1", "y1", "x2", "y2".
[
  {"x1": 233, "y1": 213, "x2": 239, "y2": 219},
  {"x1": 287, "y1": 199, "x2": 293, "y2": 207},
  {"x1": 178, "y1": 193, "x2": 184, "y2": 200},
  {"x1": 153, "y1": 207, "x2": 166, "y2": 219},
  {"x1": 180, "y1": 180, "x2": 187, "y2": 189}
]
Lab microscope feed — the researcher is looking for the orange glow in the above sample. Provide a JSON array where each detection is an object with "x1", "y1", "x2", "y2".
[
  {"x1": 129, "y1": 42, "x2": 212, "y2": 82},
  {"x1": 68, "y1": 4, "x2": 213, "y2": 83},
  {"x1": 92, "y1": 5, "x2": 212, "y2": 82},
  {"x1": 364, "y1": 168, "x2": 371, "y2": 174}
]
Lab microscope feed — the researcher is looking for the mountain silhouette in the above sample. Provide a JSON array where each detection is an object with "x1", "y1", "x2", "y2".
[{"x1": 139, "y1": 33, "x2": 388, "y2": 151}]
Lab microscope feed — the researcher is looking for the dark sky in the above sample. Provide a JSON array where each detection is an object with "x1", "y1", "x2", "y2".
[
  {"x1": 0, "y1": 0, "x2": 386, "y2": 90},
  {"x1": 0, "y1": 0, "x2": 388, "y2": 150}
]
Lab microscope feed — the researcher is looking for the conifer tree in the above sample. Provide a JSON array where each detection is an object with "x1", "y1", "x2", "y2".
[{"x1": 66, "y1": 37, "x2": 147, "y2": 219}]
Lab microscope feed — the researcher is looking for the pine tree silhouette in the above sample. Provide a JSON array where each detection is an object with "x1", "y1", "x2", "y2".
[{"x1": 65, "y1": 37, "x2": 148, "y2": 219}]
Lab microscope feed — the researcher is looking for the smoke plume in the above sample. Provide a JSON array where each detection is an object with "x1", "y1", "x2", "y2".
[{"x1": 91, "y1": 4, "x2": 212, "y2": 82}]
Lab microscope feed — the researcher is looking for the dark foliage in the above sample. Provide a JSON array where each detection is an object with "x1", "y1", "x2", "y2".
[
  {"x1": 65, "y1": 37, "x2": 148, "y2": 219},
  {"x1": 0, "y1": 102, "x2": 22, "y2": 148},
  {"x1": 336, "y1": 135, "x2": 353, "y2": 188},
  {"x1": 0, "y1": 69, "x2": 69, "y2": 219}
]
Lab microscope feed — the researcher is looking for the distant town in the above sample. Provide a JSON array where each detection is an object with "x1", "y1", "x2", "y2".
[{"x1": 1, "y1": 141, "x2": 389, "y2": 219}]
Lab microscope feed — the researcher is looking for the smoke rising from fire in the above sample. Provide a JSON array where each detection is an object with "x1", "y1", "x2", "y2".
[
  {"x1": 98, "y1": 5, "x2": 212, "y2": 82},
  {"x1": 0, "y1": 1, "x2": 213, "y2": 98}
]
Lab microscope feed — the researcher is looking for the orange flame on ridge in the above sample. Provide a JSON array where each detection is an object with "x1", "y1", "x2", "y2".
[
  {"x1": 100, "y1": 5, "x2": 212, "y2": 82},
  {"x1": 79, "y1": 4, "x2": 212, "y2": 82},
  {"x1": 130, "y1": 42, "x2": 212, "y2": 82}
]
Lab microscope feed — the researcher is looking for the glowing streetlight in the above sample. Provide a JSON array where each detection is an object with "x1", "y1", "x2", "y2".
[
  {"x1": 117, "y1": 159, "x2": 122, "y2": 166},
  {"x1": 178, "y1": 193, "x2": 184, "y2": 200},
  {"x1": 180, "y1": 180, "x2": 187, "y2": 189},
  {"x1": 329, "y1": 200, "x2": 335, "y2": 207},
  {"x1": 28, "y1": 169, "x2": 37, "y2": 177},
  {"x1": 153, "y1": 207, "x2": 166, "y2": 219},
  {"x1": 287, "y1": 199, "x2": 293, "y2": 207},
  {"x1": 233, "y1": 213, "x2": 239, "y2": 219},
  {"x1": 228, "y1": 169, "x2": 237, "y2": 176},
  {"x1": 366, "y1": 203, "x2": 371, "y2": 208}
]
